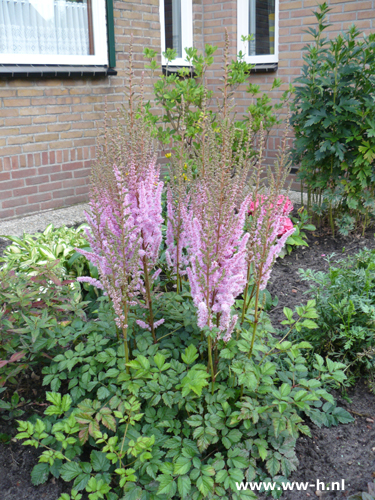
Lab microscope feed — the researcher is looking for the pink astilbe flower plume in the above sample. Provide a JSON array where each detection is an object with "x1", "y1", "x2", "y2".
[
  {"x1": 75, "y1": 46, "x2": 164, "y2": 372},
  {"x1": 77, "y1": 178, "x2": 142, "y2": 336},
  {"x1": 183, "y1": 194, "x2": 250, "y2": 337},
  {"x1": 165, "y1": 187, "x2": 189, "y2": 280},
  {"x1": 241, "y1": 118, "x2": 295, "y2": 345},
  {"x1": 174, "y1": 31, "x2": 263, "y2": 391}
]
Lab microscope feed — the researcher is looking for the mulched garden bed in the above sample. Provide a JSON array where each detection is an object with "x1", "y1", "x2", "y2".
[{"x1": 1, "y1": 227, "x2": 375, "y2": 499}]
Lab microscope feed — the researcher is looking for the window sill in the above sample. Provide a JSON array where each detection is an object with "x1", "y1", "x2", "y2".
[
  {"x1": 162, "y1": 65, "x2": 196, "y2": 77},
  {"x1": 250, "y1": 63, "x2": 278, "y2": 74},
  {"x1": 0, "y1": 65, "x2": 117, "y2": 78}
]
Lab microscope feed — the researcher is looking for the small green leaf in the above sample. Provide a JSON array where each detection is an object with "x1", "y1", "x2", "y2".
[
  {"x1": 91, "y1": 450, "x2": 111, "y2": 472},
  {"x1": 60, "y1": 462, "x2": 81, "y2": 482},
  {"x1": 181, "y1": 344, "x2": 199, "y2": 364},
  {"x1": 197, "y1": 475, "x2": 214, "y2": 496},
  {"x1": 177, "y1": 475, "x2": 191, "y2": 497},
  {"x1": 31, "y1": 463, "x2": 50, "y2": 485}
]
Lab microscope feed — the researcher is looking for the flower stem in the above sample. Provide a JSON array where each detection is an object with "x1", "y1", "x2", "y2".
[
  {"x1": 122, "y1": 304, "x2": 130, "y2": 375},
  {"x1": 142, "y1": 256, "x2": 157, "y2": 343},
  {"x1": 248, "y1": 281, "x2": 261, "y2": 360},
  {"x1": 207, "y1": 335, "x2": 215, "y2": 395},
  {"x1": 241, "y1": 262, "x2": 252, "y2": 325}
]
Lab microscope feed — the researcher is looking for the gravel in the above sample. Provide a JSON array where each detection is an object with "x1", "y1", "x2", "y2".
[{"x1": 0, "y1": 203, "x2": 89, "y2": 240}]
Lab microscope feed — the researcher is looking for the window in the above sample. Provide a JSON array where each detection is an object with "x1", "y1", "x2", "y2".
[
  {"x1": 0, "y1": 0, "x2": 108, "y2": 66},
  {"x1": 160, "y1": 0, "x2": 192, "y2": 66},
  {"x1": 237, "y1": 0, "x2": 279, "y2": 64}
]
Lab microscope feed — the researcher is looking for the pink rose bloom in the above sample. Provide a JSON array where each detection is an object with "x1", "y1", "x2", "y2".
[
  {"x1": 248, "y1": 194, "x2": 292, "y2": 217},
  {"x1": 248, "y1": 194, "x2": 272, "y2": 215},
  {"x1": 277, "y1": 195, "x2": 293, "y2": 216},
  {"x1": 278, "y1": 216, "x2": 294, "y2": 236}
]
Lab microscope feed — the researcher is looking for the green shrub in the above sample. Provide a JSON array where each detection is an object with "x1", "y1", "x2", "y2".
[
  {"x1": 291, "y1": 3, "x2": 375, "y2": 236},
  {"x1": 0, "y1": 262, "x2": 87, "y2": 389},
  {"x1": 0, "y1": 223, "x2": 101, "y2": 306},
  {"x1": 143, "y1": 36, "x2": 291, "y2": 153},
  {"x1": 16, "y1": 293, "x2": 352, "y2": 500},
  {"x1": 295, "y1": 248, "x2": 375, "y2": 388},
  {"x1": 0, "y1": 223, "x2": 92, "y2": 276},
  {"x1": 279, "y1": 208, "x2": 316, "y2": 258}
]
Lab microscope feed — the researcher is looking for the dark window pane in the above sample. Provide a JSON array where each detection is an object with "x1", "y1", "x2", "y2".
[
  {"x1": 248, "y1": 0, "x2": 275, "y2": 56},
  {"x1": 164, "y1": 0, "x2": 182, "y2": 58}
]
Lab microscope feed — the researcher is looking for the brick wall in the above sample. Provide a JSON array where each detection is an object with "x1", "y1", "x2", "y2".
[
  {"x1": 0, "y1": 0, "x2": 162, "y2": 220},
  {"x1": 1, "y1": 0, "x2": 375, "y2": 219}
]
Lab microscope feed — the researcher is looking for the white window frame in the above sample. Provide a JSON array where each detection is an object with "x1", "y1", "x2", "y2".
[
  {"x1": 160, "y1": 0, "x2": 193, "y2": 67},
  {"x1": 237, "y1": 0, "x2": 279, "y2": 64},
  {"x1": 0, "y1": 0, "x2": 108, "y2": 66}
]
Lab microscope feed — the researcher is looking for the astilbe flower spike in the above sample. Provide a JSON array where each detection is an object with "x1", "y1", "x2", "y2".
[
  {"x1": 76, "y1": 47, "x2": 164, "y2": 372},
  {"x1": 77, "y1": 172, "x2": 142, "y2": 372}
]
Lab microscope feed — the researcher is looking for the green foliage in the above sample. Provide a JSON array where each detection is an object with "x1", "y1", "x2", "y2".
[
  {"x1": 0, "y1": 223, "x2": 101, "y2": 308},
  {"x1": 0, "y1": 390, "x2": 25, "y2": 420},
  {"x1": 0, "y1": 262, "x2": 117, "y2": 419},
  {"x1": 0, "y1": 262, "x2": 86, "y2": 385},
  {"x1": 291, "y1": 3, "x2": 375, "y2": 235},
  {"x1": 15, "y1": 295, "x2": 352, "y2": 500},
  {"x1": 295, "y1": 248, "x2": 375, "y2": 388},
  {"x1": 348, "y1": 481, "x2": 375, "y2": 500},
  {"x1": 279, "y1": 208, "x2": 316, "y2": 258},
  {"x1": 0, "y1": 223, "x2": 91, "y2": 277},
  {"x1": 143, "y1": 42, "x2": 291, "y2": 153}
]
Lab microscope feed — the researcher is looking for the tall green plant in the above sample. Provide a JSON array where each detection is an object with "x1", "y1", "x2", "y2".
[
  {"x1": 143, "y1": 36, "x2": 291, "y2": 153},
  {"x1": 291, "y1": 3, "x2": 375, "y2": 235}
]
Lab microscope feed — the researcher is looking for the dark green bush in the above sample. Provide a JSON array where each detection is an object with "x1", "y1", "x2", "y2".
[{"x1": 291, "y1": 3, "x2": 375, "y2": 235}]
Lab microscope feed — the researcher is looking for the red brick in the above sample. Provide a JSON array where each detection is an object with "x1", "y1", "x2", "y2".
[
  {"x1": 74, "y1": 168, "x2": 91, "y2": 178},
  {"x1": 40, "y1": 200, "x2": 64, "y2": 211},
  {"x1": 50, "y1": 171, "x2": 73, "y2": 182},
  {"x1": 12, "y1": 167, "x2": 38, "y2": 179},
  {"x1": 11, "y1": 157, "x2": 19, "y2": 170},
  {"x1": 63, "y1": 194, "x2": 89, "y2": 205},
  {"x1": 0, "y1": 179, "x2": 24, "y2": 191},
  {"x1": 0, "y1": 172, "x2": 11, "y2": 182},
  {"x1": 0, "y1": 209, "x2": 15, "y2": 219},
  {"x1": 53, "y1": 188, "x2": 75, "y2": 199},
  {"x1": 3, "y1": 157, "x2": 11, "y2": 171},
  {"x1": 63, "y1": 178, "x2": 86, "y2": 189},
  {"x1": 42, "y1": 152, "x2": 49, "y2": 165},
  {"x1": 25, "y1": 175, "x2": 49, "y2": 186},
  {"x1": 13, "y1": 186, "x2": 38, "y2": 197},
  {"x1": 28, "y1": 193, "x2": 52, "y2": 204},
  {"x1": 27, "y1": 154, "x2": 34, "y2": 167},
  {"x1": 62, "y1": 161, "x2": 83, "y2": 171},
  {"x1": 38, "y1": 164, "x2": 61, "y2": 176},
  {"x1": 38, "y1": 181, "x2": 63, "y2": 193},
  {"x1": 15, "y1": 203, "x2": 41, "y2": 216},
  {"x1": 56, "y1": 151, "x2": 63, "y2": 163},
  {"x1": 76, "y1": 186, "x2": 90, "y2": 196},
  {"x1": 3, "y1": 196, "x2": 28, "y2": 209}
]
